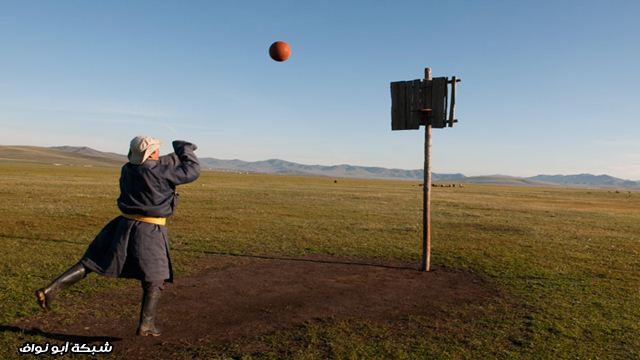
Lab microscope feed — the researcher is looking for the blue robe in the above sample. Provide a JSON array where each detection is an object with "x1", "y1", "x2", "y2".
[{"x1": 80, "y1": 141, "x2": 200, "y2": 283}]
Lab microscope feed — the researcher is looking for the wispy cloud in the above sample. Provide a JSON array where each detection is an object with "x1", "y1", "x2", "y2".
[
  {"x1": 8, "y1": 102, "x2": 220, "y2": 132},
  {"x1": 593, "y1": 138, "x2": 640, "y2": 148},
  {"x1": 3, "y1": 102, "x2": 171, "y2": 120}
]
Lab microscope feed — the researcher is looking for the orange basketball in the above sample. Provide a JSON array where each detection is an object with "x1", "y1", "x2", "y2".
[{"x1": 269, "y1": 41, "x2": 291, "y2": 62}]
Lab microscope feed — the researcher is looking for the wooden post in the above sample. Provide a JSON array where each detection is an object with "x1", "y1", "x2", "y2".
[{"x1": 422, "y1": 67, "x2": 432, "y2": 272}]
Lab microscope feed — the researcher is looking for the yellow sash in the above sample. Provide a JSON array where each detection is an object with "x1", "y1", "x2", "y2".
[{"x1": 121, "y1": 214, "x2": 167, "y2": 226}]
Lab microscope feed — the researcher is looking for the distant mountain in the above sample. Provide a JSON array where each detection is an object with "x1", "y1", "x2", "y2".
[
  {"x1": 460, "y1": 175, "x2": 549, "y2": 187},
  {"x1": 1, "y1": 145, "x2": 639, "y2": 188},
  {"x1": 0, "y1": 145, "x2": 125, "y2": 167},
  {"x1": 49, "y1": 146, "x2": 127, "y2": 162},
  {"x1": 198, "y1": 157, "x2": 465, "y2": 181},
  {"x1": 527, "y1": 174, "x2": 640, "y2": 188}
]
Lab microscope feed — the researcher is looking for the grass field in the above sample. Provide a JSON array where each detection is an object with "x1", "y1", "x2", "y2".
[{"x1": 0, "y1": 161, "x2": 639, "y2": 359}]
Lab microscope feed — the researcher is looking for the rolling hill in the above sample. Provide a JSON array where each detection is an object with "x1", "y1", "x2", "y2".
[
  {"x1": 528, "y1": 174, "x2": 640, "y2": 188},
  {"x1": 0, "y1": 145, "x2": 126, "y2": 167},
  {"x1": 1, "y1": 145, "x2": 638, "y2": 188},
  {"x1": 198, "y1": 157, "x2": 466, "y2": 181},
  {"x1": 460, "y1": 175, "x2": 550, "y2": 187}
]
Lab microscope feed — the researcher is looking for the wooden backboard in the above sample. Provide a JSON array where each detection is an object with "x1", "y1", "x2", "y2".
[{"x1": 391, "y1": 77, "x2": 451, "y2": 130}]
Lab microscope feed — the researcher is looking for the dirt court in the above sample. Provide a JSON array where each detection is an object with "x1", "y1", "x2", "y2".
[{"x1": 13, "y1": 254, "x2": 501, "y2": 358}]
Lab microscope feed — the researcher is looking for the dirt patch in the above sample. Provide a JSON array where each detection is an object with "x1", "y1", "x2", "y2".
[{"x1": 13, "y1": 254, "x2": 501, "y2": 358}]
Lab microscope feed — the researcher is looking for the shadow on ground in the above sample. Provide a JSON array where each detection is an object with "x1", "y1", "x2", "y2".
[
  {"x1": 11, "y1": 254, "x2": 504, "y2": 358},
  {"x1": 0, "y1": 325, "x2": 122, "y2": 343}
]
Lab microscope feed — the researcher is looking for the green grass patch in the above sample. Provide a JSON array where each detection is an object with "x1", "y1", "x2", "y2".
[{"x1": 0, "y1": 163, "x2": 639, "y2": 358}]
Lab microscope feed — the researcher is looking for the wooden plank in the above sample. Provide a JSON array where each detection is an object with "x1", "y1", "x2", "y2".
[
  {"x1": 406, "y1": 81, "x2": 412, "y2": 128},
  {"x1": 430, "y1": 77, "x2": 446, "y2": 128},
  {"x1": 407, "y1": 80, "x2": 421, "y2": 129},
  {"x1": 416, "y1": 79, "x2": 431, "y2": 127},
  {"x1": 404, "y1": 81, "x2": 413, "y2": 129},
  {"x1": 448, "y1": 76, "x2": 456, "y2": 127},
  {"x1": 415, "y1": 80, "x2": 423, "y2": 126},
  {"x1": 416, "y1": 79, "x2": 424, "y2": 126},
  {"x1": 390, "y1": 82, "x2": 400, "y2": 130},
  {"x1": 416, "y1": 79, "x2": 425, "y2": 128},
  {"x1": 443, "y1": 76, "x2": 449, "y2": 126},
  {"x1": 392, "y1": 81, "x2": 403, "y2": 130},
  {"x1": 433, "y1": 80, "x2": 441, "y2": 127},
  {"x1": 420, "y1": 80, "x2": 429, "y2": 109},
  {"x1": 389, "y1": 82, "x2": 393, "y2": 129},
  {"x1": 423, "y1": 79, "x2": 432, "y2": 112},
  {"x1": 399, "y1": 82, "x2": 404, "y2": 130},
  {"x1": 400, "y1": 81, "x2": 407, "y2": 129}
]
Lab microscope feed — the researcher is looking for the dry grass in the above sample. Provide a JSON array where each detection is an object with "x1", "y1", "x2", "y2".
[{"x1": 1, "y1": 161, "x2": 639, "y2": 358}]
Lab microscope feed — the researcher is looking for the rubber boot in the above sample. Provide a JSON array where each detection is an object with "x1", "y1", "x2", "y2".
[
  {"x1": 136, "y1": 288, "x2": 162, "y2": 336},
  {"x1": 35, "y1": 262, "x2": 87, "y2": 311}
]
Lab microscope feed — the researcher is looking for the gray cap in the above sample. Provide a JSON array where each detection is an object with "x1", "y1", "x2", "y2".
[{"x1": 128, "y1": 136, "x2": 161, "y2": 165}]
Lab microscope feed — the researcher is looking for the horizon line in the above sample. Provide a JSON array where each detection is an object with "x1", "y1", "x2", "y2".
[{"x1": 1, "y1": 143, "x2": 638, "y2": 182}]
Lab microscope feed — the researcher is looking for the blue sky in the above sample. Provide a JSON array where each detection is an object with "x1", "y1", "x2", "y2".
[{"x1": 1, "y1": 1, "x2": 639, "y2": 178}]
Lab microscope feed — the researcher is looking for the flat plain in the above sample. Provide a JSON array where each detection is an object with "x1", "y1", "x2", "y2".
[{"x1": 0, "y1": 161, "x2": 638, "y2": 359}]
